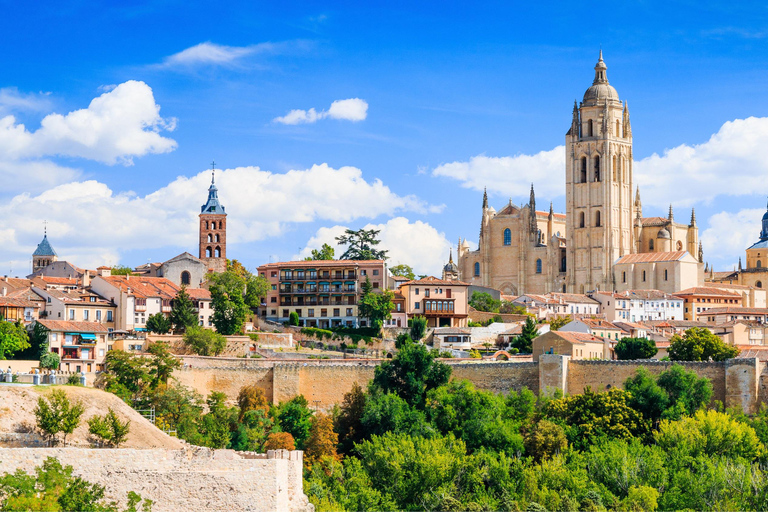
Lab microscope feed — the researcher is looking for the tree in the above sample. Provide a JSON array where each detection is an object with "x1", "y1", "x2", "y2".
[
  {"x1": 389, "y1": 264, "x2": 415, "y2": 280},
  {"x1": 334, "y1": 382, "x2": 367, "y2": 454},
  {"x1": 102, "y1": 350, "x2": 151, "y2": 402},
  {"x1": 208, "y1": 271, "x2": 250, "y2": 334},
  {"x1": 40, "y1": 352, "x2": 60, "y2": 370},
  {"x1": 513, "y1": 316, "x2": 539, "y2": 353},
  {"x1": 88, "y1": 408, "x2": 131, "y2": 447},
  {"x1": 183, "y1": 327, "x2": 227, "y2": 356},
  {"x1": 264, "y1": 432, "x2": 296, "y2": 451},
  {"x1": 410, "y1": 316, "x2": 428, "y2": 341},
  {"x1": 145, "y1": 313, "x2": 171, "y2": 334},
  {"x1": 169, "y1": 286, "x2": 197, "y2": 333},
  {"x1": 146, "y1": 341, "x2": 180, "y2": 387},
  {"x1": 655, "y1": 364, "x2": 713, "y2": 419},
  {"x1": 615, "y1": 337, "x2": 657, "y2": 360},
  {"x1": 34, "y1": 389, "x2": 84, "y2": 446},
  {"x1": 276, "y1": 395, "x2": 313, "y2": 449},
  {"x1": 668, "y1": 327, "x2": 739, "y2": 361},
  {"x1": 524, "y1": 420, "x2": 568, "y2": 460},
  {"x1": 304, "y1": 413, "x2": 339, "y2": 467},
  {"x1": 244, "y1": 274, "x2": 269, "y2": 310},
  {"x1": 289, "y1": 311, "x2": 300, "y2": 326},
  {"x1": 499, "y1": 301, "x2": 527, "y2": 315},
  {"x1": 358, "y1": 281, "x2": 394, "y2": 330},
  {"x1": 110, "y1": 265, "x2": 134, "y2": 276},
  {"x1": 237, "y1": 384, "x2": 269, "y2": 420},
  {"x1": 14, "y1": 321, "x2": 49, "y2": 360},
  {"x1": 370, "y1": 342, "x2": 451, "y2": 408},
  {"x1": 0, "y1": 320, "x2": 30, "y2": 360},
  {"x1": 336, "y1": 228, "x2": 388, "y2": 260},
  {"x1": 305, "y1": 243, "x2": 335, "y2": 261},
  {"x1": 548, "y1": 315, "x2": 571, "y2": 331},
  {"x1": 468, "y1": 292, "x2": 501, "y2": 313}
]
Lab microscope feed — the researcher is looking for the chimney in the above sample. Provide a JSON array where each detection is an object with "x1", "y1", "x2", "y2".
[
  {"x1": 1, "y1": 287, "x2": 6, "y2": 297},
  {"x1": 82, "y1": 272, "x2": 90, "y2": 288}
]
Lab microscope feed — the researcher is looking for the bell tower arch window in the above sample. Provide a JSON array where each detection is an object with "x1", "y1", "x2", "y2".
[
  {"x1": 579, "y1": 212, "x2": 585, "y2": 228},
  {"x1": 595, "y1": 210, "x2": 601, "y2": 227},
  {"x1": 206, "y1": 247, "x2": 212, "y2": 258},
  {"x1": 215, "y1": 247, "x2": 221, "y2": 258},
  {"x1": 594, "y1": 155, "x2": 601, "y2": 181},
  {"x1": 587, "y1": 119, "x2": 593, "y2": 137},
  {"x1": 580, "y1": 157, "x2": 587, "y2": 183},
  {"x1": 615, "y1": 119, "x2": 620, "y2": 136}
]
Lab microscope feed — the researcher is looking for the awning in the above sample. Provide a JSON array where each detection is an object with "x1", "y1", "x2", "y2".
[
  {"x1": 79, "y1": 333, "x2": 97, "y2": 340},
  {"x1": 134, "y1": 328, "x2": 147, "y2": 332}
]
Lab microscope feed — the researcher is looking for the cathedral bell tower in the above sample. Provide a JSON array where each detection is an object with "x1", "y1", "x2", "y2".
[
  {"x1": 565, "y1": 51, "x2": 634, "y2": 293},
  {"x1": 199, "y1": 165, "x2": 227, "y2": 274}
]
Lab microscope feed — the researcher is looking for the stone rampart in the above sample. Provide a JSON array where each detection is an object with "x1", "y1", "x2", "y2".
[{"x1": 0, "y1": 447, "x2": 312, "y2": 512}]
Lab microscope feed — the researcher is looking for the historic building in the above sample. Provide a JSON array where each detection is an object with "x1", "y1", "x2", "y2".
[
  {"x1": 711, "y1": 200, "x2": 768, "y2": 290},
  {"x1": 32, "y1": 231, "x2": 58, "y2": 273},
  {"x1": 199, "y1": 171, "x2": 227, "y2": 273},
  {"x1": 454, "y1": 51, "x2": 701, "y2": 295}
]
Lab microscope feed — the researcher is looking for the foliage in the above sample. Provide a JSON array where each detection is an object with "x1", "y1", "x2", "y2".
[
  {"x1": 0, "y1": 320, "x2": 30, "y2": 360},
  {"x1": 513, "y1": 316, "x2": 539, "y2": 353},
  {"x1": 524, "y1": 420, "x2": 568, "y2": 460},
  {"x1": 371, "y1": 342, "x2": 451, "y2": 408},
  {"x1": 0, "y1": 457, "x2": 152, "y2": 512},
  {"x1": 615, "y1": 337, "x2": 658, "y2": 360},
  {"x1": 276, "y1": 395, "x2": 313, "y2": 449},
  {"x1": 145, "y1": 341, "x2": 180, "y2": 387},
  {"x1": 336, "y1": 228, "x2": 388, "y2": 261},
  {"x1": 469, "y1": 349, "x2": 481, "y2": 358},
  {"x1": 110, "y1": 265, "x2": 135, "y2": 276},
  {"x1": 182, "y1": 327, "x2": 227, "y2": 356},
  {"x1": 305, "y1": 243, "x2": 335, "y2": 261},
  {"x1": 40, "y1": 351, "x2": 60, "y2": 370},
  {"x1": 334, "y1": 382, "x2": 367, "y2": 455},
  {"x1": 409, "y1": 316, "x2": 428, "y2": 341},
  {"x1": 669, "y1": 326, "x2": 740, "y2": 361},
  {"x1": 14, "y1": 321, "x2": 49, "y2": 360},
  {"x1": 468, "y1": 291, "x2": 501, "y2": 312},
  {"x1": 358, "y1": 279, "x2": 394, "y2": 330},
  {"x1": 145, "y1": 313, "x2": 171, "y2": 334},
  {"x1": 207, "y1": 271, "x2": 250, "y2": 334},
  {"x1": 88, "y1": 408, "x2": 131, "y2": 447},
  {"x1": 499, "y1": 301, "x2": 528, "y2": 315},
  {"x1": 34, "y1": 389, "x2": 85, "y2": 446},
  {"x1": 548, "y1": 315, "x2": 571, "y2": 332},
  {"x1": 389, "y1": 264, "x2": 415, "y2": 280},
  {"x1": 264, "y1": 432, "x2": 296, "y2": 451},
  {"x1": 237, "y1": 384, "x2": 269, "y2": 420},
  {"x1": 304, "y1": 413, "x2": 338, "y2": 467},
  {"x1": 169, "y1": 286, "x2": 197, "y2": 334},
  {"x1": 288, "y1": 311, "x2": 300, "y2": 326}
]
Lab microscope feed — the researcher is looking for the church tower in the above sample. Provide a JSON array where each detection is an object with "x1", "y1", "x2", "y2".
[
  {"x1": 199, "y1": 168, "x2": 227, "y2": 273},
  {"x1": 32, "y1": 227, "x2": 57, "y2": 273},
  {"x1": 565, "y1": 51, "x2": 634, "y2": 293}
]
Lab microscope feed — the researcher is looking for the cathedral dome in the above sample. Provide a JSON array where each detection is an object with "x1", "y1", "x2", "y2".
[
  {"x1": 582, "y1": 51, "x2": 620, "y2": 106},
  {"x1": 444, "y1": 261, "x2": 459, "y2": 273},
  {"x1": 657, "y1": 227, "x2": 671, "y2": 239}
]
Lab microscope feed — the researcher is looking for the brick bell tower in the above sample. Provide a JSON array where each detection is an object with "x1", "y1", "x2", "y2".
[{"x1": 199, "y1": 164, "x2": 227, "y2": 273}]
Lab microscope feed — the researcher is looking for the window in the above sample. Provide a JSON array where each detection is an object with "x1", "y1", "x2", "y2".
[
  {"x1": 96, "y1": 310, "x2": 101, "y2": 321},
  {"x1": 664, "y1": 269, "x2": 668, "y2": 281},
  {"x1": 181, "y1": 271, "x2": 191, "y2": 286},
  {"x1": 346, "y1": 308, "x2": 353, "y2": 316},
  {"x1": 373, "y1": 282, "x2": 379, "y2": 289},
  {"x1": 373, "y1": 269, "x2": 379, "y2": 276},
  {"x1": 215, "y1": 234, "x2": 220, "y2": 243},
  {"x1": 206, "y1": 247, "x2": 212, "y2": 258},
  {"x1": 595, "y1": 210, "x2": 601, "y2": 227},
  {"x1": 308, "y1": 309, "x2": 314, "y2": 317},
  {"x1": 758, "y1": 281, "x2": 763, "y2": 288},
  {"x1": 616, "y1": 119, "x2": 620, "y2": 137},
  {"x1": 83, "y1": 310, "x2": 89, "y2": 320},
  {"x1": 271, "y1": 297, "x2": 277, "y2": 303},
  {"x1": 446, "y1": 289, "x2": 451, "y2": 299},
  {"x1": 587, "y1": 119, "x2": 593, "y2": 137},
  {"x1": 642, "y1": 270, "x2": 646, "y2": 281},
  {"x1": 333, "y1": 308, "x2": 340, "y2": 317},
  {"x1": 107, "y1": 311, "x2": 113, "y2": 322},
  {"x1": 361, "y1": 270, "x2": 367, "y2": 276},
  {"x1": 580, "y1": 157, "x2": 587, "y2": 183},
  {"x1": 503, "y1": 228, "x2": 511, "y2": 246},
  {"x1": 415, "y1": 288, "x2": 419, "y2": 295},
  {"x1": 415, "y1": 302, "x2": 420, "y2": 310},
  {"x1": 214, "y1": 247, "x2": 221, "y2": 258},
  {"x1": 207, "y1": 234, "x2": 212, "y2": 242},
  {"x1": 594, "y1": 156, "x2": 600, "y2": 181},
  {"x1": 474, "y1": 262, "x2": 480, "y2": 276},
  {"x1": 282, "y1": 309, "x2": 289, "y2": 318},
  {"x1": 271, "y1": 284, "x2": 277, "y2": 290},
  {"x1": 759, "y1": 261, "x2": 763, "y2": 268},
  {"x1": 69, "y1": 309, "x2": 75, "y2": 320},
  {"x1": 536, "y1": 259, "x2": 542, "y2": 273},
  {"x1": 649, "y1": 239, "x2": 654, "y2": 251},
  {"x1": 622, "y1": 271, "x2": 626, "y2": 283},
  {"x1": 579, "y1": 212, "x2": 585, "y2": 228}
]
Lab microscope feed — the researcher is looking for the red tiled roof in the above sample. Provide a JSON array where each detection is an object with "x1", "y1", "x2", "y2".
[
  {"x1": 702, "y1": 307, "x2": 768, "y2": 316},
  {"x1": 616, "y1": 289, "x2": 680, "y2": 300},
  {"x1": 99, "y1": 276, "x2": 180, "y2": 300},
  {"x1": 0, "y1": 297, "x2": 40, "y2": 308},
  {"x1": 553, "y1": 331, "x2": 603, "y2": 344},
  {"x1": 400, "y1": 276, "x2": 469, "y2": 286},
  {"x1": 37, "y1": 276, "x2": 80, "y2": 285},
  {"x1": 186, "y1": 288, "x2": 211, "y2": 300},
  {"x1": 615, "y1": 251, "x2": 688, "y2": 264},
  {"x1": 674, "y1": 287, "x2": 741, "y2": 297},
  {"x1": 258, "y1": 260, "x2": 385, "y2": 268},
  {"x1": 547, "y1": 292, "x2": 600, "y2": 304},
  {"x1": 37, "y1": 320, "x2": 109, "y2": 333},
  {"x1": 581, "y1": 318, "x2": 621, "y2": 330}
]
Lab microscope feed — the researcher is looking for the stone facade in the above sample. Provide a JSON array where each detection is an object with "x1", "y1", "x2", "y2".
[
  {"x1": 0, "y1": 448, "x2": 312, "y2": 512},
  {"x1": 158, "y1": 252, "x2": 208, "y2": 288}
]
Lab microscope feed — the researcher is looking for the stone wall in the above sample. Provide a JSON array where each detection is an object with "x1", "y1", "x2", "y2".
[
  {"x1": 467, "y1": 308, "x2": 528, "y2": 324},
  {"x1": 0, "y1": 447, "x2": 312, "y2": 512},
  {"x1": 451, "y1": 361, "x2": 539, "y2": 395}
]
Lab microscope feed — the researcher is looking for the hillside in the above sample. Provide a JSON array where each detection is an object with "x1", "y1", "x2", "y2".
[{"x1": 0, "y1": 385, "x2": 185, "y2": 449}]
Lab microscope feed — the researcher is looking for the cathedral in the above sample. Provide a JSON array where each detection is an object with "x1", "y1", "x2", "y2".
[{"x1": 453, "y1": 52, "x2": 701, "y2": 295}]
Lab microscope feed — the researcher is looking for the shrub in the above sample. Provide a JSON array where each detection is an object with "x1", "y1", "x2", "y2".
[
  {"x1": 34, "y1": 389, "x2": 84, "y2": 446},
  {"x1": 87, "y1": 408, "x2": 131, "y2": 447},
  {"x1": 289, "y1": 311, "x2": 300, "y2": 326},
  {"x1": 67, "y1": 373, "x2": 82, "y2": 386},
  {"x1": 410, "y1": 316, "x2": 428, "y2": 341},
  {"x1": 40, "y1": 352, "x2": 60, "y2": 370},
  {"x1": 524, "y1": 420, "x2": 568, "y2": 460},
  {"x1": 183, "y1": 327, "x2": 227, "y2": 356},
  {"x1": 304, "y1": 413, "x2": 338, "y2": 467},
  {"x1": 264, "y1": 432, "x2": 296, "y2": 451}
]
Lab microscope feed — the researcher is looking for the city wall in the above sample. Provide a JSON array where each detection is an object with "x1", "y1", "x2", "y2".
[
  {"x1": 174, "y1": 355, "x2": 766, "y2": 414},
  {"x1": 0, "y1": 447, "x2": 312, "y2": 512}
]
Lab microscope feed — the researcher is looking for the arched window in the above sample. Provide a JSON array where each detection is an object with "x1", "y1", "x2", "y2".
[
  {"x1": 587, "y1": 119, "x2": 593, "y2": 137},
  {"x1": 580, "y1": 157, "x2": 587, "y2": 183},
  {"x1": 595, "y1": 210, "x2": 601, "y2": 227},
  {"x1": 215, "y1": 234, "x2": 220, "y2": 243},
  {"x1": 205, "y1": 221, "x2": 209, "y2": 229},
  {"x1": 594, "y1": 156, "x2": 601, "y2": 181},
  {"x1": 758, "y1": 260, "x2": 763, "y2": 269},
  {"x1": 438, "y1": 302, "x2": 443, "y2": 311},
  {"x1": 181, "y1": 271, "x2": 191, "y2": 286},
  {"x1": 677, "y1": 241, "x2": 683, "y2": 251},
  {"x1": 206, "y1": 247, "x2": 212, "y2": 258},
  {"x1": 215, "y1": 246, "x2": 221, "y2": 258},
  {"x1": 757, "y1": 281, "x2": 763, "y2": 288},
  {"x1": 649, "y1": 239, "x2": 654, "y2": 251},
  {"x1": 503, "y1": 228, "x2": 511, "y2": 246},
  {"x1": 536, "y1": 259, "x2": 542, "y2": 274},
  {"x1": 474, "y1": 262, "x2": 480, "y2": 276},
  {"x1": 579, "y1": 212, "x2": 585, "y2": 228},
  {"x1": 615, "y1": 119, "x2": 620, "y2": 137},
  {"x1": 207, "y1": 234, "x2": 212, "y2": 243},
  {"x1": 561, "y1": 256, "x2": 566, "y2": 272}
]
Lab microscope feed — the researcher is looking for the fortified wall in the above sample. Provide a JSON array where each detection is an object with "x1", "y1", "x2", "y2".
[
  {"x1": 0, "y1": 447, "x2": 312, "y2": 512},
  {"x1": 174, "y1": 355, "x2": 767, "y2": 414}
]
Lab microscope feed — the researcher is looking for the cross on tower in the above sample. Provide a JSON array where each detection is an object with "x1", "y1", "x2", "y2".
[
  {"x1": 211, "y1": 160, "x2": 216, "y2": 184},
  {"x1": 43, "y1": 220, "x2": 47, "y2": 236}
]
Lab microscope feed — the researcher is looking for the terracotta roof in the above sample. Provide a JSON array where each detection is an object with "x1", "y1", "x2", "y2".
[
  {"x1": 186, "y1": 288, "x2": 212, "y2": 300},
  {"x1": 41, "y1": 289, "x2": 112, "y2": 305},
  {"x1": 674, "y1": 287, "x2": 741, "y2": 297},
  {"x1": 391, "y1": 275, "x2": 409, "y2": 281},
  {"x1": 37, "y1": 320, "x2": 109, "y2": 333},
  {"x1": 536, "y1": 210, "x2": 566, "y2": 219},
  {"x1": 433, "y1": 327, "x2": 470, "y2": 335},
  {"x1": 98, "y1": 276, "x2": 180, "y2": 300},
  {"x1": 36, "y1": 276, "x2": 80, "y2": 285},
  {"x1": 0, "y1": 297, "x2": 40, "y2": 308},
  {"x1": 645, "y1": 319, "x2": 712, "y2": 328},
  {"x1": 613, "y1": 321, "x2": 647, "y2": 331},
  {"x1": 258, "y1": 260, "x2": 385, "y2": 268},
  {"x1": 616, "y1": 289, "x2": 681, "y2": 300},
  {"x1": 400, "y1": 276, "x2": 469, "y2": 286},
  {"x1": 702, "y1": 307, "x2": 768, "y2": 316},
  {"x1": 707, "y1": 282, "x2": 756, "y2": 290},
  {"x1": 547, "y1": 292, "x2": 600, "y2": 304},
  {"x1": 615, "y1": 251, "x2": 688, "y2": 264},
  {"x1": 581, "y1": 318, "x2": 621, "y2": 330},
  {"x1": 552, "y1": 331, "x2": 603, "y2": 344}
]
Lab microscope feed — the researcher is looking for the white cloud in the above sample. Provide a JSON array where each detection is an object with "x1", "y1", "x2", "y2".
[
  {"x1": 274, "y1": 98, "x2": 368, "y2": 125},
  {"x1": 296, "y1": 217, "x2": 452, "y2": 276},
  {"x1": 0, "y1": 80, "x2": 176, "y2": 165},
  {"x1": 431, "y1": 147, "x2": 565, "y2": 200},
  {"x1": 701, "y1": 208, "x2": 764, "y2": 269},
  {"x1": 0, "y1": 165, "x2": 438, "y2": 270},
  {"x1": 0, "y1": 87, "x2": 52, "y2": 114},
  {"x1": 161, "y1": 42, "x2": 269, "y2": 67}
]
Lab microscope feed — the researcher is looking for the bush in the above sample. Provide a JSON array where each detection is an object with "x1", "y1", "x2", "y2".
[
  {"x1": 264, "y1": 432, "x2": 296, "y2": 451},
  {"x1": 40, "y1": 352, "x2": 60, "y2": 370},
  {"x1": 615, "y1": 337, "x2": 658, "y2": 360},
  {"x1": 183, "y1": 327, "x2": 227, "y2": 356},
  {"x1": 67, "y1": 373, "x2": 82, "y2": 386},
  {"x1": 525, "y1": 420, "x2": 568, "y2": 460},
  {"x1": 34, "y1": 389, "x2": 84, "y2": 446},
  {"x1": 87, "y1": 408, "x2": 131, "y2": 447},
  {"x1": 248, "y1": 332, "x2": 260, "y2": 342},
  {"x1": 289, "y1": 311, "x2": 300, "y2": 326},
  {"x1": 410, "y1": 316, "x2": 428, "y2": 340}
]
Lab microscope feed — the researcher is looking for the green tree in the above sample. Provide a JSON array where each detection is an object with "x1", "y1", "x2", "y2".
[
  {"x1": 244, "y1": 274, "x2": 269, "y2": 310},
  {"x1": 305, "y1": 243, "x2": 335, "y2": 261},
  {"x1": 547, "y1": 315, "x2": 571, "y2": 331},
  {"x1": 668, "y1": 326, "x2": 739, "y2": 361},
  {"x1": 110, "y1": 265, "x2": 135, "y2": 276},
  {"x1": 358, "y1": 284, "x2": 394, "y2": 330},
  {"x1": 40, "y1": 351, "x2": 60, "y2": 370},
  {"x1": 145, "y1": 313, "x2": 171, "y2": 334},
  {"x1": 334, "y1": 382, "x2": 367, "y2": 454},
  {"x1": 34, "y1": 389, "x2": 85, "y2": 446},
  {"x1": 14, "y1": 321, "x2": 49, "y2": 360},
  {"x1": 0, "y1": 320, "x2": 30, "y2": 360},
  {"x1": 102, "y1": 350, "x2": 151, "y2": 402},
  {"x1": 524, "y1": 419, "x2": 568, "y2": 460},
  {"x1": 499, "y1": 301, "x2": 527, "y2": 315},
  {"x1": 88, "y1": 408, "x2": 131, "y2": 447},
  {"x1": 614, "y1": 337, "x2": 658, "y2": 360},
  {"x1": 146, "y1": 341, "x2": 180, "y2": 387},
  {"x1": 183, "y1": 327, "x2": 227, "y2": 356},
  {"x1": 169, "y1": 286, "x2": 197, "y2": 333},
  {"x1": 656, "y1": 364, "x2": 713, "y2": 419},
  {"x1": 370, "y1": 342, "x2": 451, "y2": 408},
  {"x1": 468, "y1": 291, "x2": 501, "y2": 312},
  {"x1": 336, "y1": 228, "x2": 388, "y2": 260},
  {"x1": 276, "y1": 395, "x2": 314, "y2": 450},
  {"x1": 389, "y1": 264, "x2": 415, "y2": 280},
  {"x1": 409, "y1": 316, "x2": 428, "y2": 341},
  {"x1": 288, "y1": 311, "x2": 300, "y2": 326},
  {"x1": 208, "y1": 271, "x2": 250, "y2": 334},
  {"x1": 198, "y1": 391, "x2": 236, "y2": 448},
  {"x1": 513, "y1": 316, "x2": 539, "y2": 353}
]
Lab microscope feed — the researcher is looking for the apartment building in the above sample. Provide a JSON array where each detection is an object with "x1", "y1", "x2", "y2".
[
  {"x1": 257, "y1": 260, "x2": 386, "y2": 327},
  {"x1": 398, "y1": 276, "x2": 469, "y2": 328},
  {"x1": 592, "y1": 289, "x2": 684, "y2": 322},
  {"x1": 33, "y1": 287, "x2": 116, "y2": 331},
  {"x1": 36, "y1": 319, "x2": 109, "y2": 372},
  {"x1": 701, "y1": 307, "x2": 768, "y2": 325},
  {"x1": 673, "y1": 286, "x2": 743, "y2": 321}
]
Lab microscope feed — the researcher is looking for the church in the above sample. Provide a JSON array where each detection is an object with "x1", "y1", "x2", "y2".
[{"x1": 453, "y1": 52, "x2": 702, "y2": 295}]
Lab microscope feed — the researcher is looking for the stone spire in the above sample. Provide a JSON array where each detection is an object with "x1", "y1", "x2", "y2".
[
  {"x1": 571, "y1": 100, "x2": 580, "y2": 137},
  {"x1": 529, "y1": 184, "x2": 537, "y2": 234},
  {"x1": 668, "y1": 204, "x2": 674, "y2": 222},
  {"x1": 634, "y1": 187, "x2": 642, "y2": 217},
  {"x1": 623, "y1": 101, "x2": 632, "y2": 137},
  {"x1": 593, "y1": 49, "x2": 608, "y2": 85},
  {"x1": 549, "y1": 202, "x2": 554, "y2": 218},
  {"x1": 448, "y1": 248, "x2": 454, "y2": 265},
  {"x1": 482, "y1": 187, "x2": 488, "y2": 210},
  {"x1": 690, "y1": 208, "x2": 697, "y2": 227},
  {"x1": 699, "y1": 241, "x2": 704, "y2": 263}
]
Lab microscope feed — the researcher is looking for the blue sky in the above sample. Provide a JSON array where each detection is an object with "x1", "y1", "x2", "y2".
[{"x1": 1, "y1": 1, "x2": 768, "y2": 277}]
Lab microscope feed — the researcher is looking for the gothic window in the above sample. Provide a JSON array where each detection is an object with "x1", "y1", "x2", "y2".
[
  {"x1": 536, "y1": 259, "x2": 542, "y2": 274},
  {"x1": 206, "y1": 247, "x2": 212, "y2": 258},
  {"x1": 561, "y1": 256, "x2": 566, "y2": 272},
  {"x1": 594, "y1": 156, "x2": 601, "y2": 181},
  {"x1": 758, "y1": 261, "x2": 763, "y2": 268},
  {"x1": 579, "y1": 212, "x2": 585, "y2": 228},
  {"x1": 474, "y1": 262, "x2": 480, "y2": 277},
  {"x1": 181, "y1": 271, "x2": 191, "y2": 286},
  {"x1": 587, "y1": 119, "x2": 593, "y2": 137},
  {"x1": 595, "y1": 210, "x2": 601, "y2": 227},
  {"x1": 649, "y1": 239, "x2": 655, "y2": 251},
  {"x1": 215, "y1": 234, "x2": 220, "y2": 243},
  {"x1": 615, "y1": 120, "x2": 620, "y2": 137},
  {"x1": 215, "y1": 246, "x2": 221, "y2": 258},
  {"x1": 757, "y1": 281, "x2": 763, "y2": 288},
  {"x1": 207, "y1": 234, "x2": 212, "y2": 243},
  {"x1": 205, "y1": 221, "x2": 209, "y2": 229},
  {"x1": 580, "y1": 157, "x2": 587, "y2": 183},
  {"x1": 503, "y1": 228, "x2": 511, "y2": 246},
  {"x1": 622, "y1": 271, "x2": 626, "y2": 283},
  {"x1": 642, "y1": 270, "x2": 646, "y2": 281}
]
